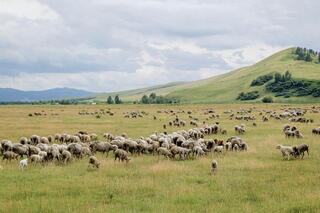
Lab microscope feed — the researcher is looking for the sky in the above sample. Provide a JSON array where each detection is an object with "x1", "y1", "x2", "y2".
[{"x1": 0, "y1": 0, "x2": 319, "y2": 92}]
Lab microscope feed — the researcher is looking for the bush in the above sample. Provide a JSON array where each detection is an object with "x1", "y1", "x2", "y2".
[
  {"x1": 237, "y1": 91, "x2": 260, "y2": 100},
  {"x1": 262, "y1": 97, "x2": 273, "y2": 103},
  {"x1": 251, "y1": 74, "x2": 273, "y2": 86}
]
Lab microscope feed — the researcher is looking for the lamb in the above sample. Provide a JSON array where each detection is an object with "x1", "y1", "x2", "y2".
[
  {"x1": 211, "y1": 160, "x2": 218, "y2": 176},
  {"x1": 88, "y1": 156, "x2": 100, "y2": 168},
  {"x1": 293, "y1": 144, "x2": 309, "y2": 159},
  {"x1": 276, "y1": 145, "x2": 294, "y2": 160},
  {"x1": 19, "y1": 159, "x2": 28, "y2": 170}
]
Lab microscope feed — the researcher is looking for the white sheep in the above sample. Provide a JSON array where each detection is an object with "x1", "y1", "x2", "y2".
[
  {"x1": 276, "y1": 145, "x2": 294, "y2": 160},
  {"x1": 19, "y1": 159, "x2": 28, "y2": 170},
  {"x1": 213, "y1": 146, "x2": 224, "y2": 154}
]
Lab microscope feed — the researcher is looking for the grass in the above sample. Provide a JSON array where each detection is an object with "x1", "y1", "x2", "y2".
[
  {"x1": 93, "y1": 48, "x2": 320, "y2": 103},
  {"x1": 0, "y1": 103, "x2": 320, "y2": 212}
]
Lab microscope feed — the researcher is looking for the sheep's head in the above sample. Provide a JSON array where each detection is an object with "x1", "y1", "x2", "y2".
[{"x1": 276, "y1": 145, "x2": 282, "y2": 149}]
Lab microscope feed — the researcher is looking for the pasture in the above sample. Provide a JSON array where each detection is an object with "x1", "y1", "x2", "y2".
[{"x1": 0, "y1": 104, "x2": 320, "y2": 212}]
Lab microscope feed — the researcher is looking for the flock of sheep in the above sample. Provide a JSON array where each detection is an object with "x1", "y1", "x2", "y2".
[{"x1": 1, "y1": 105, "x2": 320, "y2": 175}]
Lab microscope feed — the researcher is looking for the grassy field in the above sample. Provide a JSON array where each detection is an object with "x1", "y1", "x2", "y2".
[
  {"x1": 0, "y1": 104, "x2": 320, "y2": 212},
  {"x1": 94, "y1": 48, "x2": 320, "y2": 103}
]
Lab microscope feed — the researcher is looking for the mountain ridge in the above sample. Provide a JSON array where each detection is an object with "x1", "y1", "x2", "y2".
[{"x1": 0, "y1": 87, "x2": 94, "y2": 102}]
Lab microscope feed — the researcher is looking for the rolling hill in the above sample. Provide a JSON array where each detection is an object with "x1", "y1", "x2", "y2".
[
  {"x1": 0, "y1": 87, "x2": 94, "y2": 102},
  {"x1": 94, "y1": 47, "x2": 320, "y2": 103}
]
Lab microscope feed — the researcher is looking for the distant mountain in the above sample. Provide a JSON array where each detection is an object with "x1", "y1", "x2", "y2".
[{"x1": 0, "y1": 87, "x2": 94, "y2": 102}]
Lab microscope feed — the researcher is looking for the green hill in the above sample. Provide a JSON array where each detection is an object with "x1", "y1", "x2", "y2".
[{"x1": 94, "y1": 47, "x2": 320, "y2": 103}]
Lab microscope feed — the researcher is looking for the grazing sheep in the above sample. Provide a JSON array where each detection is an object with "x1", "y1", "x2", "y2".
[
  {"x1": 156, "y1": 147, "x2": 172, "y2": 159},
  {"x1": 61, "y1": 150, "x2": 72, "y2": 164},
  {"x1": 88, "y1": 156, "x2": 100, "y2": 168},
  {"x1": 276, "y1": 145, "x2": 294, "y2": 160},
  {"x1": 211, "y1": 160, "x2": 218, "y2": 176},
  {"x1": 19, "y1": 159, "x2": 28, "y2": 170},
  {"x1": 3, "y1": 151, "x2": 19, "y2": 161},
  {"x1": 293, "y1": 144, "x2": 309, "y2": 159},
  {"x1": 233, "y1": 144, "x2": 239, "y2": 151},
  {"x1": 114, "y1": 148, "x2": 131, "y2": 163},
  {"x1": 239, "y1": 141, "x2": 248, "y2": 151},
  {"x1": 213, "y1": 146, "x2": 224, "y2": 154},
  {"x1": 19, "y1": 137, "x2": 29, "y2": 145},
  {"x1": 225, "y1": 142, "x2": 232, "y2": 151},
  {"x1": 192, "y1": 146, "x2": 205, "y2": 157},
  {"x1": 90, "y1": 141, "x2": 113, "y2": 157},
  {"x1": 30, "y1": 154, "x2": 44, "y2": 164}
]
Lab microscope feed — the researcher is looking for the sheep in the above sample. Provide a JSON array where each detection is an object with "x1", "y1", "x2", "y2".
[
  {"x1": 3, "y1": 151, "x2": 19, "y2": 161},
  {"x1": 293, "y1": 144, "x2": 309, "y2": 159},
  {"x1": 192, "y1": 146, "x2": 205, "y2": 157},
  {"x1": 61, "y1": 150, "x2": 72, "y2": 164},
  {"x1": 90, "y1": 141, "x2": 114, "y2": 157},
  {"x1": 1, "y1": 140, "x2": 13, "y2": 153},
  {"x1": 276, "y1": 145, "x2": 294, "y2": 160},
  {"x1": 156, "y1": 147, "x2": 172, "y2": 159},
  {"x1": 225, "y1": 142, "x2": 232, "y2": 151},
  {"x1": 30, "y1": 135, "x2": 41, "y2": 145},
  {"x1": 12, "y1": 144, "x2": 29, "y2": 158},
  {"x1": 30, "y1": 154, "x2": 44, "y2": 164},
  {"x1": 233, "y1": 144, "x2": 239, "y2": 151},
  {"x1": 239, "y1": 141, "x2": 248, "y2": 151},
  {"x1": 211, "y1": 160, "x2": 218, "y2": 176},
  {"x1": 88, "y1": 156, "x2": 100, "y2": 168},
  {"x1": 40, "y1": 137, "x2": 49, "y2": 144},
  {"x1": 19, "y1": 137, "x2": 29, "y2": 145},
  {"x1": 114, "y1": 148, "x2": 130, "y2": 163},
  {"x1": 19, "y1": 159, "x2": 28, "y2": 170},
  {"x1": 213, "y1": 146, "x2": 224, "y2": 154}
]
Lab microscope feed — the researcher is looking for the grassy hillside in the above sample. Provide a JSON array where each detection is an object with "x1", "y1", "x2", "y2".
[
  {"x1": 93, "y1": 48, "x2": 320, "y2": 103},
  {"x1": 94, "y1": 82, "x2": 186, "y2": 102}
]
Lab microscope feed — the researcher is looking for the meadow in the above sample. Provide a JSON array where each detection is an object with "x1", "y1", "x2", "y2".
[{"x1": 0, "y1": 104, "x2": 320, "y2": 213}]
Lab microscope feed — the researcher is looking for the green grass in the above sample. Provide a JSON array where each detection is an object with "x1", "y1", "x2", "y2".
[
  {"x1": 93, "y1": 48, "x2": 320, "y2": 103},
  {"x1": 0, "y1": 104, "x2": 320, "y2": 212}
]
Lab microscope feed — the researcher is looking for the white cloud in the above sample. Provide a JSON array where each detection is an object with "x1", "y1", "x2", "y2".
[{"x1": 0, "y1": 0, "x2": 319, "y2": 92}]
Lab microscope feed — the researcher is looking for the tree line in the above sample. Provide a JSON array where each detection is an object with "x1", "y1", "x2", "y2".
[{"x1": 294, "y1": 47, "x2": 320, "y2": 62}]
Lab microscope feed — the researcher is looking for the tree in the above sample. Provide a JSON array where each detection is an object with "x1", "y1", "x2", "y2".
[
  {"x1": 114, "y1": 95, "x2": 122, "y2": 104},
  {"x1": 149, "y1": 93, "x2": 156, "y2": 100},
  {"x1": 141, "y1": 95, "x2": 149, "y2": 104},
  {"x1": 107, "y1": 96, "x2": 114, "y2": 104},
  {"x1": 284, "y1": 71, "x2": 292, "y2": 81},
  {"x1": 274, "y1": 72, "x2": 282, "y2": 83},
  {"x1": 305, "y1": 53, "x2": 312, "y2": 62}
]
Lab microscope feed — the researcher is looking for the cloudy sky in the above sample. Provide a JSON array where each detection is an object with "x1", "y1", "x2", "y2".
[{"x1": 0, "y1": 0, "x2": 319, "y2": 92}]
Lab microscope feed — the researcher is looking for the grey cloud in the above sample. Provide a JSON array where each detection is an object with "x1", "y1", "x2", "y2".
[{"x1": 0, "y1": 0, "x2": 319, "y2": 91}]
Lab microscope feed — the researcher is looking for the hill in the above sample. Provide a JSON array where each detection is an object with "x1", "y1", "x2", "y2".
[
  {"x1": 0, "y1": 87, "x2": 94, "y2": 102},
  {"x1": 93, "y1": 47, "x2": 320, "y2": 103}
]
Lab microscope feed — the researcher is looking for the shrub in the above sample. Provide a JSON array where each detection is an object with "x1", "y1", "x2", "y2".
[
  {"x1": 262, "y1": 97, "x2": 273, "y2": 103},
  {"x1": 237, "y1": 91, "x2": 259, "y2": 100},
  {"x1": 250, "y1": 74, "x2": 273, "y2": 86}
]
